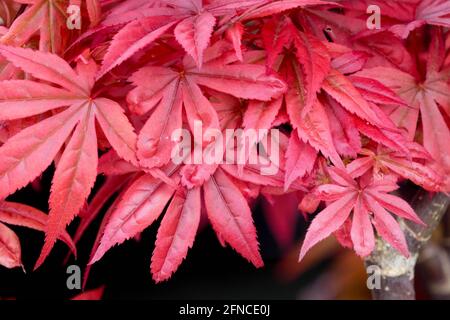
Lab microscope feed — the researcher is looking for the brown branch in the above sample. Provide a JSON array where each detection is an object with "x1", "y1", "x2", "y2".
[{"x1": 365, "y1": 191, "x2": 450, "y2": 300}]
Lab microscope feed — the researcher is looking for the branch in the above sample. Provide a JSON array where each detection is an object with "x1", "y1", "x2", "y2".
[{"x1": 365, "y1": 190, "x2": 450, "y2": 300}]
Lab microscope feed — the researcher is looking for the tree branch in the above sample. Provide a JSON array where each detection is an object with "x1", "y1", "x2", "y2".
[{"x1": 365, "y1": 191, "x2": 450, "y2": 300}]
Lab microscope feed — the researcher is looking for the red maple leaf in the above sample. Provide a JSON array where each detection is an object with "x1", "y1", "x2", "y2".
[
  {"x1": 0, "y1": 46, "x2": 137, "y2": 268},
  {"x1": 300, "y1": 167, "x2": 424, "y2": 259}
]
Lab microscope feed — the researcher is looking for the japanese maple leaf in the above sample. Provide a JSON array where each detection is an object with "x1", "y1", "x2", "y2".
[
  {"x1": 96, "y1": 0, "x2": 331, "y2": 77},
  {"x1": 88, "y1": 161, "x2": 266, "y2": 282},
  {"x1": 128, "y1": 42, "x2": 286, "y2": 170},
  {"x1": 299, "y1": 167, "x2": 424, "y2": 259},
  {"x1": 322, "y1": 89, "x2": 412, "y2": 160},
  {"x1": 356, "y1": 30, "x2": 450, "y2": 189},
  {"x1": 0, "y1": 45, "x2": 137, "y2": 269},
  {"x1": 346, "y1": 146, "x2": 443, "y2": 192},
  {"x1": 96, "y1": 0, "x2": 257, "y2": 76},
  {"x1": 0, "y1": 0, "x2": 101, "y2": 53},
  {"x1": 89, "y1": 154, "x2": 303, "y2": 282},
  {"x1": 88, "y1": 99, "x2": 303, "y2": 282},
  {"x1": 0, "y1": 200, "x2": 76, "y2": 269},
  {"x1": 263, "y1": 17, "x2": 407, "y2": 171}
]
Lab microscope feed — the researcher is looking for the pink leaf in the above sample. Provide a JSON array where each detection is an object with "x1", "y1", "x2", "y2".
[
  {"x1": 243, "y1": 98, "x2": 283, "y2": 131},
  {"x1": 175, "y1": 11, "x2": 216, "y2": 68},
  {"x1": 90, "y1": 173, "x2": 177, "y2": 264},
  {"x1": 191, "y1": 62, "x2": 286, "y2": 101},
  {"x1": 86, "y1": 0, "x2": 102, "y2": 26},
  {"x1": 299, "y1": 192, "x2": 356, "y2": 260},
  {"x1": 0, "y1": 81, "x2": 84, "y2": 120},
  {"x1": 294, "y1": 31, "x2": 330, "y2": 115},
  {"x1": 137, "y1": 80, "x2": 183, "y2": 168},
  {"x1": 349, "y1": 76, "x2": 408, "y2": 107},
  {"x1": 36, "y1": 108, "x2": 98, "y2": 269},
  {"x1": 262, "y1": 16, "x2": 294, "y2": 69},
  {"x1": 204, "y1": 168, "x2": 263, "y2": 267},
  {"x1": 419, "y1": 93, "x2": 450, "y2": 178},
  {"x1": 350, "y1": 196, "x2": 374, "y2": 257},
  {"x1": 244, "y1": 0, "x2": 335, "y2": 20},
  {"x1": 284, "y1": 131, "x2": 317, "y2": 190},
  {"x1": 98, "y1": 17, "x2": 176, "y2": 79},
  {"x1": 0, "y1": 105, "x2": 83, "y2": 200},
  {"x1": 94, "y1": 98, "x2": 138, "y2": 165},
  {"x1": 0, "y1": 45, "x2": 87, "y2": 95},
  {"x1": 0, "y1": 222, "x2": 22, "y2": 269},
  {"x1": 151, "y1": 187, "x2": 201, "y2": 282},
  {"x1": 332, "y1": 51, "x2": 369, "y2": 74},
  {"x1": 323, "y1": 69, "x2": 385, "y2": 128},
  {"x1": 366, "y1": 191, "x2": 424, "y2": 225},
  {"x1": 366, "y1": 197, "x2": 409, "y2": 257},
  {"x1": 71, "y1": 286, "x2": 105, "y2": 300},
  {"x1": 182, "y1": 79, "x2": 220, "y2": 140},
  {"x1": 292, "y1": 101, "x2": 344, "y2": 168},
  {"x1": 226, "y1": 23, "x2": 244, "y2": 62}
]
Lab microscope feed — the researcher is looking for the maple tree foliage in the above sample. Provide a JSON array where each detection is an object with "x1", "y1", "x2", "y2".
[{"x1": 0, "y1": 0, "x2": 448, "y2": 287}]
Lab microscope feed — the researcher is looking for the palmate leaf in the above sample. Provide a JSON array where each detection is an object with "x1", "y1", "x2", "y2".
[
  {"x1": 128, "y1": 43, "x2": 285, "y2": 169},
  {"x1": 90, "y1": 140, "x2": 289, "y2": 279},
  {"x1": 95, "y1": 0, "x2": 332, "y2": 77},
  {"x1": 0, "y1": 45, "x2": 137, "y2": 268},
  {"x1": 0, "y1": 0, "x2": 448, "y2": 284},
  {"x1": 356, "y1": 31, "x2": 450, "y2": 188},
  {"x1": 300, "y1": 167, "x2": 423, "y2": 260},
  {"x1": 265, "y1": 17, "x2": 409, "y2": 173},
  {"x1": 347, "y1": 147, "x2": 443, "y2": 192},
  {"x1": 90, "y1": 127, "x2": 289, "y2": 276}
]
